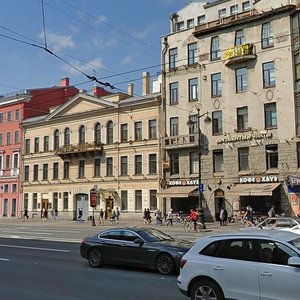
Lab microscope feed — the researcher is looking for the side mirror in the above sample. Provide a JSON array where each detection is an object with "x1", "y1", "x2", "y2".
[
  {"x1": 288, "y1": 256, "x2": 300, "y2": 267},
  {"x1": 134, "y1": 238, "x2": 144, "y2": 245}
]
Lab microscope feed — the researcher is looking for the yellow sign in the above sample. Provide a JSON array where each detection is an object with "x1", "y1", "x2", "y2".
[{"x1": 225, "y1": 43, "x2": 252, "y2": 60}]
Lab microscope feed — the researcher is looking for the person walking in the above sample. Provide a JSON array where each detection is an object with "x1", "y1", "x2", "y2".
[
  {"x1": 268, "y1": 205, "x2": 276, "y2": 217},
  {"x1": 54, "y1": 208, "x2": 58, "y2": 221},
  {"x1": 166, "y1": 209, "x2": 173, "y2": 226},
  {"x1": 23, "y1": 208, "x2": 29, "y2": 221},
  {"x1": 244, "y1": 205, "x2": 254, "y2": 227},
  {"x1": 77, "y1": 208, "x2": 83, "y2": 223},
  {"x1": 219, "y1": 207, "x2": 225, "y2": 226},
  {"x1": 99, "y1": 208, "x2": 104, "y2": 225},
  {"x1": 116, "y1": 207, "x2": 120, "y2": 223},
  {"x1": 155, "y1": 209, "x2": 163, "y2": 225}
]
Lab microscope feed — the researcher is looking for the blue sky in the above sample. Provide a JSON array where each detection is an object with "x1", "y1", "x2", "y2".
[{"x1": 0, "y1": 0, "x2": 190, "y2": 96}]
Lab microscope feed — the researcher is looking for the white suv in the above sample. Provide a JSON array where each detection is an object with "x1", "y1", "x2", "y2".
[{"x1": 177, "y1": 230, "x2": 300, "y2": 300}]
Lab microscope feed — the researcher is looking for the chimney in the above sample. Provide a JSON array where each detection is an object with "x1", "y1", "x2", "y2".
[
  {"x1": 128, "y1": 83, "x2": 134, "y2": 96},
  {"x1": 142, "y1": 72, "x2": 150, "y2": 96},
  {"x1": 60, "y1": 77, "x2": 69, "y2": 87},
  {"x1": 93, "y1": 85, "x2": 110, "y2": 97}
]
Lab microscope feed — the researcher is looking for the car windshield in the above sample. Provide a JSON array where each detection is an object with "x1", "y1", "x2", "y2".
[
  {"x1": 288, "y1": 237, "x2": 300, "y2": 250},
  {"x1": 138, "y1": 228, "x2": 174, "y2": 242}
]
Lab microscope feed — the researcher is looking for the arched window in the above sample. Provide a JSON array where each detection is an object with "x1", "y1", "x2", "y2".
[
  {"x1": 54, "y1": 129, "x2": 60, "y2": 150},
  {"x1": 94, "y1": 123, "x2": 101, "y2": 144},
  {"x1": 107, "y1": 121, "x2": 113, "y2": 144},
  {"x1": 64, "y1": 128, "x2": 71, "y2": 146},
  {"x1": 79, "y1": 125, "x2": 85, "y2": 144}
]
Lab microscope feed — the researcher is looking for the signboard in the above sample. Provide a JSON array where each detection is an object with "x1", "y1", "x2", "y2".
[
  {"x1": 198, "y1": 183, "x2": 204, "y2": 192},
  {"x1": 225, "y1": 43, "x2": 253, "y2": 60},
  {"x1": 90, "y1": 188, "x2": 97, "y2": 207},
  {"x1": 239, "y1": 175, "x2": 278, "y2": 184}
]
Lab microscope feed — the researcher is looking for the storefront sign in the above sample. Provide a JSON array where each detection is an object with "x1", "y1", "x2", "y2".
[
  {"x1": 168, "y1": 179, "x2": 198, "y2": 186},
  {"x1": 217, "y1": 131, "x2": 272, "y2": 145},
  {"x1": 287, "y1": 175, "x2": 300, "y2": 186},
  {"x1": 239, "y1": 175, "x2": 278, "y2": 184}
]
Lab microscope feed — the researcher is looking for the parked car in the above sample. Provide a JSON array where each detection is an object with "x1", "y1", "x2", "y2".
[
  {"x1": 177, "y1": 230, "x2": 300, "y2": 300},
  {"x1": 254, "y1": 217, "x2": 300, "y2": 229},
  {"x1": 80, "y1": 227, "x2": 192, "y2": 275}
]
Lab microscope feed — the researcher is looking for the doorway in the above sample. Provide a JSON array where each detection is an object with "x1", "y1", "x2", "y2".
[
  {"x1": 105, "y1": 197, "x2": 114, "y2": 219},
  {"x1": 76, "y1": 193, "x2": 89, "y2": 221},
  {"x1": 214, "y1": 189, "x2": 225, "y2": 221}
]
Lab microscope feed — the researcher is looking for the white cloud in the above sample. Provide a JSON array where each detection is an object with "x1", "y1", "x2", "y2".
[
  {"x1": 39, "y1": 30, "x2": 75, "y2": 50},
  {"x1": 120, "y1": 55, "x2": 133, "y2": 66},
  {"x1": 133, "y1": 23, "x2": 156, "y2": 40},
  {"x1": 62, "y1": 57, "x2": 105, "y2": 76},
  {"x1": 92, "y1": 37, "x2": 118, "y2": 49}
]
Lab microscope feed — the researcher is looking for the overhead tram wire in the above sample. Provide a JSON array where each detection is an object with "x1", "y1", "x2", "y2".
[{"x1": 41, "y1": 0, "x2": 48, "y2": 49}]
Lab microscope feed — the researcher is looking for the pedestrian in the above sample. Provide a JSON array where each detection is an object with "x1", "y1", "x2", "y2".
[
  {"x1": 23, "y1": 208, "x2": 29, "y2": 221},
  {"x1": 50, "y1": 209, "x2": 55, "y2": 220},
  {"x1": 146, "y1": 208, "x2": 152, "y2": 224},
  {"x1": 268, "y1": 205, "x2": 276, "y2": 218},
  {"x1": 116, "y1": 207, "x2": 120, "y2": 223},
  {"x1": 111, "y1": 209, "x2": 116, "y2": 224},
  {"x1": 77, "y1": 208, "x2": 83, "y2": 223},
  {"x1": 223, "y1": 207, "x2": 228, "y2": 225},
  {"x1": 107, "y1": 207, "x2": 112, "y2": 221},
  {"x1": 166, "y1": 208, "x2": 173, "y2": 226},
  {"x1": 44, "y1": 208, "x2": 48, "y2": 220},
  {"x1": 188, "y1": 209, "x2": 198, "y2": 230},
  {"x1": 54, "y1": 208, "x2": 58, "y2": 221},
  {"x1": 155, "y1": 209, "x2": 163, "y2": 225},
  {"x1": 243, "y1": 205, "x2": 254, "y2": 227},
  {"x1": 99, "y1": 208, "x2": 104, "y2": 225}
]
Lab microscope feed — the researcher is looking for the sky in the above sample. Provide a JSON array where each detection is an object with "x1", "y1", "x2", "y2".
[{"x1": 0, "y1": 0, "x2": 192, "y2": 97}]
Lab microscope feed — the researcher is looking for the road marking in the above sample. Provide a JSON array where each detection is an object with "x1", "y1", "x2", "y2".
[
  {"x1": 0, "y1": 244, "x2": 71, "y2": 253},
  {"x1": 0, "y1": 258, "x2": 10, "y2": 261}
]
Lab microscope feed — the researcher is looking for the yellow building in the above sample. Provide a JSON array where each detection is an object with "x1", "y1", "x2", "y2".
[{"x1": 21, "y1": 74, "x2": 161, "y2": 220}]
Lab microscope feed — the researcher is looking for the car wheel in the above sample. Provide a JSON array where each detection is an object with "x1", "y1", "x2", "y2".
[
  {"x1": 88, "y1": 248, "x2": 103, "y2": 268},
  {"x1": 191, "y1": 279, "x2": 224, "y2": 300},
  {"x1": 156, "y1": 254, "x2": 175, "y2": 275}
]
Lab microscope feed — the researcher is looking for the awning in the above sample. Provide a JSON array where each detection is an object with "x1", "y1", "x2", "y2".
[
  {"x1": 228, "y1": 183, "x2": 281, "y2": 196},
  {"x1": 157, "y1": 186, "x2": 198, "y2": 198}
]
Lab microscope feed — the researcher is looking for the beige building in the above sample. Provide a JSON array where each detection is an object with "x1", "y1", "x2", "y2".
[
  {"x1": 160, "y1": 0, "x2": 300, "y2": 220},
  {"x1": 22, "y1": 74, "x2": 161, "y2": 220}
]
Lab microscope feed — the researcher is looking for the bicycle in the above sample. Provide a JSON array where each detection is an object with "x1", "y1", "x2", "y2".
[{"x1": 183, "y1": 220, "x2": 204, "y2": 232}]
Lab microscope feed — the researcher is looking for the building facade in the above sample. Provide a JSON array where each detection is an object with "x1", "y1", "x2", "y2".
[
  {"x1": 160, "y1": 0, "x2": 300, "y2": 220},
  {"x1": 22, "y1": 74, "x2": 161, "y2": 220},
  {"x1": 0, "y1": 78, "x2": 78, "y2": 218}
]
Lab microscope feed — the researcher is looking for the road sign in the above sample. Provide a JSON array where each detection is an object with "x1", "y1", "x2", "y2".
[{"x1": 198, "y1": 183, "x2": 204, "y2": 192}]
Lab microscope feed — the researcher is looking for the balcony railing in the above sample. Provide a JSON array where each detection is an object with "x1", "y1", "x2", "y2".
[
  {"x1": 55, "y1": 142, "x2": 103, "y2": 156},
  {"x1": 163, "y1": 134, "x2": 198, "y2": 149},
  {"x1": 224, "y1": 43, "x2": 256, "y2": 65}
]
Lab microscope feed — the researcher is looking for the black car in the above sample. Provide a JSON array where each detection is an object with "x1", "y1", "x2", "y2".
[{"x1": 80, "y1": 227, "x2": 192, "y2": 275}]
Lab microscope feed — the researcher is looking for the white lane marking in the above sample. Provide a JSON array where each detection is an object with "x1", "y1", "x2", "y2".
[
  {"x1": 1, "y1": 230, "x2": 53, "y2": 235},
  {"x1": 0, "y1": 234, "x2": 81, "y2": 243},
  {"x1": 0, "y1": 244, "x2": 71, "y2": 253},
  {"x1": 0, "y1": 258, "x2": 10, "y2": 261}
]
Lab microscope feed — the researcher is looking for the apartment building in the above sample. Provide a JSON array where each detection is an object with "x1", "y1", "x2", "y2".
[
  {"x1": 160, "y1": 0, "x2": 300, "y2": 220},
  {"x1": 21, "y1": 73, "x2": 161, "y2": 220},
  {"x1": 0, "y1": 78, "x2": 78, "y2": 218}
]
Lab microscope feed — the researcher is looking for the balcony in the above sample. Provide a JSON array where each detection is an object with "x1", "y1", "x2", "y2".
[
  {"x1": 224, "y1": 43, "x2": 256, "y2": 66},
  {"x1": 163, "y1": 134, "x2": 197, "y2": 149},
  {"x1": 55, "y1": 142, "x2": 103, "y2": 158}
]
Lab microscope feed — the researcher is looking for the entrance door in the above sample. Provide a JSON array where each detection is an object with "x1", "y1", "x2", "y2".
[
  {"x1": 105, "y1": 197, "x2": 114, "y2": 219},
  {"x1": 11, "y1": 198, "x2": 16, "y2": 217},
  {"x1": 76, "y1": 194, "x2": 89, "y2": 221},
  {"x1": 214, "y1": 189, "x2": 225, "y2": 221},
  {"x1": 3, "y1": 199, "x2": 8, "y2": 217},
  {"x1": 42, "y1": 199, "x2": 49, "y2": 209}
]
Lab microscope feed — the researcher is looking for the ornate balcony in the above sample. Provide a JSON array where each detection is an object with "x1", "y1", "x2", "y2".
[
  {"x1": 55, "y1": 142, "x2": 103, "y2": 158},
  {"x1": 163, "y1": 134, "x2": 197, "y2": 150},
  {"x1": 224, "y1": 43, "x2": 256, "y2": 66}
]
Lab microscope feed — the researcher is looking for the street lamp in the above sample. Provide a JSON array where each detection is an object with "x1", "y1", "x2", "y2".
[{"x1": 187, "y1": 103, "x2": 211, "y2": 229}]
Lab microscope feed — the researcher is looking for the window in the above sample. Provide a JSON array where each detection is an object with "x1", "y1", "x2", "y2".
[
  {"x1": 121, "y1": 156, "x2": 128, "y2": 176},
  {"x1": 33, "y1": 164, "x2": 39, "y2": 181},
  {"x1": 0, "y1": 155, "x2": 2, "y2": 170},
  {"x1": 7, "y1": 111, "x2": 12, "y2": 122},
  {"x1": 197, "y1": 15, "x2": 205, "y2": 25},
  {"x1": 218, "y1": 239, "x2": 254, "y2": 261},
  {"x1": 213, "y1": 150, "x2": 224, "y2": 172},
  {"x1": 53, "y1": 193, "x2": 58, "y2": 210},
  {"x1": 94, "y1": 158, "x2": 101, "y2": 177},
  {"x1": 266, "y1": 144, "x2": 278, "y2": 169},
  {"x1": 190, "y1": 151, "x2": 199, "y2": 174},
  {"x1": 63, "y1": 192, "x2": 69, "y2": 210},
  {"x1": 149, "y1": 119, "x2": 157, "y2": 139},
  {"x1": 176, "y1": 21, "x2": 184, "y2": 31},
  {"x1": 94, "y1": 123, "x2": 101, "y2": 144},
  {"x1": 63, "y1": 161, "x2": 70, "y2": 179},
  {"x1": 3, "y1": 184, "x2": 8, "y2": 193},
  {"x1": 237, "y1": 107, "x2": 248, "y2": 131},
  {"x1": 6, "y1": 132, "x2": 11, "y2": 145},
  {"x1": 53, "y1": 162, "x2": 59, "y2": 179},
  {"x1": 212, "y1": 111, "x2": 223, "y2": 135},
  {"x1": 150, "y1": 190, "x2": 157, "y2": 210},
  {"x1": 189, "y1": 78, "x2": 198, "y2": 101},
  {"x1": 188, "y1": 115, "x2": 198, "y2": 134},
  {"x1": 230, "y1": 4, "x2": 238, "y2": 15},
  {"x1": 263, "y1": 62, "x2": 276, "y2": 88},
  {"x1": 64, "y1": 128, "x2": 71, "y2": 146},
  {"x1": 121, "y1": 190, "x2": 128, "y2": 211},
  {"x1": 5, "y1": 155, "x2": 10, "y2": 169},
  {"x1": 0, "y1": 134, "x2": 2, "y2": 146},
  {"x1": 236, "y1": 67, "x2": 248, "y2": 92},
  {"x1": 170, "y1": 117, "x2": 179, "y2": 136},
  {"x1": 78, "y1": 160, "x2": 85, "y2": 178},
  {"x1": 242, "y1": 1, "x2": 250, "y2": 11},
  {"x1": 218, "y1": 8, "x2": 226, "y2": 19},
  {"x1": 265, "y1": 103, "x2": 277, "y2": 129},
  {"x1": 170, "y1": 152, "x2": 179, "y2": 175},
  {"x1": 44, "y1": 136, "x2": 49, "y2": 152},
  {"x1": 13, "y1": 153, "x2": 18, "y2": 169},
  {"x1": 15, "y1": 109, "x2": 20, "y2": 120},
  {"x1": 261, "y1": 22, "x2": 274, "y2": 48},
  {"x1": 24, "y1": 166, "x2": 29, "y2": 181},
  {"x1": 14, "y1": 131, "x2": 19, "y2": 144},
  {"x1": 170, "y1": 82, "x2": 179, "y2": 104},
  {"x1": 12, "y1": 184, "x2": 17, "y2": 193},
  {"x1": 0, "y1": 113, "x2": 3, "y2": 123},
  {"x1": 188, "y1": 43, "x2": 198, "y2": 65},
  {"x1": 106, "y1": 157, "x2": 113, "y2": 176},
  {"x1": 43, "y1": 163, "x2": 48, "y2": 180},
  {"x1": 33, "y1": 193, "x2": 38, "y2": 210},
  {"x1": 135, "y1": 190, "x2": 142, "y2": 211},
  {"x1": 34, "y1": 137, "x2": 39, "y2": 153},
  {"x1": 54, "y1": 130, "x2": 60, "y2": 150},
  {"x1": 135, "y1": 155, "x2": 142, "y2": 175},
  {"x1": 23, "y1": 194, "x2": 29, "y2": 210},
  {"x1": 187, "y1": 18, "x2": 194, "y2": 28},
  {"x1": 149, "y1": 154, "x2": 157, "y2": 174},
  {"x1": 169, "y1": 48, "x2": 178, "y2": 69},
  {"x1": 235, "y1": 29, "x2": 245, "y2": 46},
  {"x1": 134, "y1": 121, "x2": 142, "y2": 141},
  {"x1": 107, "y1": 121, "x2": 114, "y2": 144},
  {"x1": 120, "y1": 124, "x2": 128, "y2": 142},
  {"x1": 238, "y1": 147, "x2": 249, "y2": 171},
  {"x1": 78, "y1": 125, "x2": 85, "y2": 144},
  {"x1": 211, "y1": 36, "x2": 220, "y2": 60},
  {"x1": 212, "y1": 73, "x2": 222, "y2": 96}
]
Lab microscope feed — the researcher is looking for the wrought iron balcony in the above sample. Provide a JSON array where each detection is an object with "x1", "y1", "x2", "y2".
[
  {"x1": 163, "y1": 134, "x2": 198, "y2": 149},
  {"x1": 224, "y1": 43, "x2": 256, "y2": 66},
  {"x1": 55, "y1": 142, "x2": 103, "y2": 157}
]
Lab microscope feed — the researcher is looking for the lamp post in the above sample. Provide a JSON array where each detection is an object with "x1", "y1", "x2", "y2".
[{"x1": 187, "y1": 104, "x2": 211, "y2": 229}]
